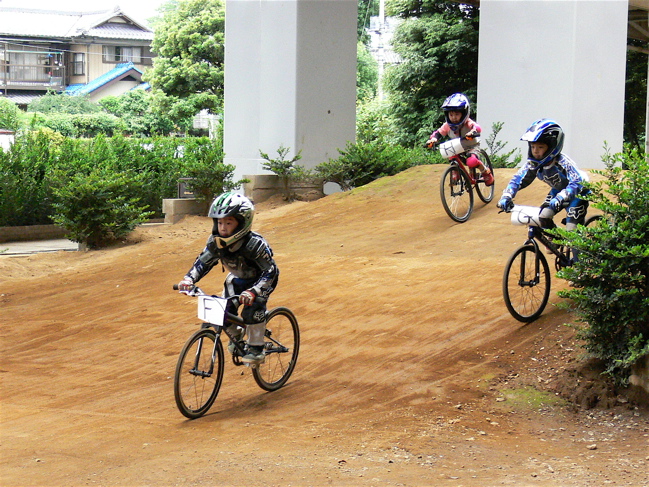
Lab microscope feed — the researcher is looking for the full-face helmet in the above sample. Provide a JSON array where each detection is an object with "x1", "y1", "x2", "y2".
[
  {"x1": 521, "y1": 119, "x2": 564, "y2": 169},
  {"x1": 208, "y1": 192, "x2": 255, "y2": 248},
  {"x1": 441, "y1": 93, "x2": 471, "y2": 131}
]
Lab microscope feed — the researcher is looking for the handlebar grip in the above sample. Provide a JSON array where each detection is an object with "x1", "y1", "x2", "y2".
[{"x1": 173, "y1": 284, "x2": 179, "y2": 290}]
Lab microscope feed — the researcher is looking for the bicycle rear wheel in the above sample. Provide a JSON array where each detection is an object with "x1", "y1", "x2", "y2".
[
  {"x1": 440, "y1": 164, "x2": 473, "y2": 223},
  {"x1": 503, "y1": 245, "x2": 551, "y2": 322},
  {"x1": 174, "y1": 328, "x2": 224, "y2": 419},
  {"x1": 475, "y1": 149, "x2": 495, "y2": 203},
  {"x1": 252, "y1": 307, "x2": 300, "y2": 392}
]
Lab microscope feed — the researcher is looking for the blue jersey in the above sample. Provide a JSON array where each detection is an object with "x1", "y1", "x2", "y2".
[{"x1": 503, "y1": 154, "x2": 588, "y2": 203}]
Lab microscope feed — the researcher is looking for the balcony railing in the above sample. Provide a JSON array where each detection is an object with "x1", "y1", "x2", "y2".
[{"x1": 0, "y1": 64, "x2": 66, "y2": 90}]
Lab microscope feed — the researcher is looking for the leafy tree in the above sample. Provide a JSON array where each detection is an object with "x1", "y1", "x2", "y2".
[
  {"x1": 146, "y1": 0, "x2": 225, "y2": 113},
  {"x1": 623, "y1": 49, "x2": 647, "y2": 150},
  {"x1": 357, "y1": 42, "x2": 379, "y2": 103},
  {"x1": 558, "y1": 147, "x2": 649, "y2": 384},
  {"x1": 383, "y1": 1, "x2": 479, "y2": 146},
  {"x1": 0, "y1": 97, "x2": 20, "y2": 131},
  {"x1": 99, "y1": 90, "x2": 176, "y2": 136},
  {"x1": 358, "y1": 0, "x2": 379, "y2": 43}
]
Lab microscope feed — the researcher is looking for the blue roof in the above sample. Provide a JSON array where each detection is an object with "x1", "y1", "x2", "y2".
[{"x1": 66, "y1": 62, "x2": 143, "y2": 96}]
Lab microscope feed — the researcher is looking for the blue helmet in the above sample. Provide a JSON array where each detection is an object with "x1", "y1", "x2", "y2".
[
  {"x1": 441, "y1": 93, "x2": 470, "y2": 131},
  {"x1": 521, "y1": 119, "x2": 564, "y2": 169}
]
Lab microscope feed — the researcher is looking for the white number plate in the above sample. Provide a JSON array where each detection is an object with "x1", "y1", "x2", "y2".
[{"x1": 198, "y1": 296, "x2": 226, "y2": 324}]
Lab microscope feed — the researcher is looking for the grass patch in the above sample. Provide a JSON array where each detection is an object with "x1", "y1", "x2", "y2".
[{"x1": 500, "y1": 386, "x2": 567, "y2": 409}]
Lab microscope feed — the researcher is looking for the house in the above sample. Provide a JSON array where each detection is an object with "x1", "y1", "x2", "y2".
[{"x1": 0, "y1": 6, "x2": 154, "y2": 107}]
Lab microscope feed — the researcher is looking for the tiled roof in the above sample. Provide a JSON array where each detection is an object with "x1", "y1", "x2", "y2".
[
  {"x1": 66, "y1": 62, "x2": 143, "y2": 96},
  {"x1": 0, "y1": 6, "x2": 152, "y2": 41}
]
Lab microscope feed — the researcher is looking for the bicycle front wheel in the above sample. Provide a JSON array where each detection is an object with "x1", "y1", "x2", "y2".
[
  {"x1": 475, "y1": 149, "x2": 495, "y2": 203},
  {"x1": 440, "y1": 165, "x2": 473, "y2": 223},
  {"x1": 503, "y1": 245, "x2": 551, "y2": 322},
  {"x1": 252, "y1": 307, "x2": 300, "y2": 392},
  {"x1": 174, "y1": 328, "x2": 224, "y2": 419}
]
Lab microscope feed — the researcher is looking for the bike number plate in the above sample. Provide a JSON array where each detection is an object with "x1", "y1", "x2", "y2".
[{"x1": 198, "y1": 296, "x2": 226, "y2": 324}]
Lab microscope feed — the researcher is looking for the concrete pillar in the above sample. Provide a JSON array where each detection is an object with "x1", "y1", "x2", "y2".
[
  {"x1": 477, "y1": 0, "x2": 628, "y2": 169},
  {"x1": 224, "y1": 0, "x2": 358, "y2": 187}
]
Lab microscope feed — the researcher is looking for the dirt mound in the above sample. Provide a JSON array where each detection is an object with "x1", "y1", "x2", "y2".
[{"x1": 1, "y1": 165, "x2": 647, "y2": 487}]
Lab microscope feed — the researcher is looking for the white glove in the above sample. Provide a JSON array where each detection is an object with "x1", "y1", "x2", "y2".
[{"x1": 177, "y1": 278, "x2": 194, "y2": 292}]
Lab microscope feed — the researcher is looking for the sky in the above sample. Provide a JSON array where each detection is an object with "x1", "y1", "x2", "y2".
[{"x1": 0, "y1": 0, "x2": 168, "y2": 27}]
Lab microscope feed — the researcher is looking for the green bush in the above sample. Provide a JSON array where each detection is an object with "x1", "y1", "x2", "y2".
[
  {"x1": 319, "y1": 140, "x2": 438, "y2": 189},
  {"x1": 483, "y1": 121, "x2": 522, "y2": 169},
  {"x1": 558, "y1": 146, "x2": 649, "y2": 384},
  {"x1": 0, "y1": 130, "x2": 62, "y2": 226},
  {"x1": 0, "y1": 98, "x2": 20, "y2": 131},
  {"x1": 50, "y1": 167, "x2": 153, "y2": 248}
]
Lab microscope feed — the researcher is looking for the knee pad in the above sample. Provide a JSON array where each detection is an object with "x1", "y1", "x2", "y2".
[
  {"x1": 242, "y1": 302, "x2": 267, "y2": 324},
  {"x1": 466, "y1": 154, "x2": 480, "y2": 169}
]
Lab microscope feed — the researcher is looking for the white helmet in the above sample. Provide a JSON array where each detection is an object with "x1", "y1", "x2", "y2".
[{"x1": 208, "y1": 192, "x2": 254, "y2": 248}]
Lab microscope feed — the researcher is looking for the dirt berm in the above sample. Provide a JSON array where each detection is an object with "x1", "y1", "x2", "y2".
[{"x1": 1, "y1": 165, "x2": 647, "y2": 486}]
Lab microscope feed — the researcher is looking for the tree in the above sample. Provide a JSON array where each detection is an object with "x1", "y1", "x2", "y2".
[
  {"x1": 145, "y1": 0, "x2": 225, "y2": 114},
  {"x1": 99, "y1": 90, "x2": 177, "y2": 136},
  {"x1": 383, "y1": 1, "x2": 479, "y2": 147},
  {"x1": 623, "y1": 49, "x2": 647, "y2": 150},
  {"x1": 357, "y1": 41, "x2": 379, "y2": 103}
]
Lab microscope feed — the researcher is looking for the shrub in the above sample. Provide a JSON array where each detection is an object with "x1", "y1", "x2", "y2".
[
  {"x1": 483, "y1": 121, "x2": 521, "y2": 168},
  {"x1": 319, "y1": 140, "x2": 438, "y2": 189},
  {"x1": 260, "y1": 145, "x2": 303, "y2": 200},
  {"x1": 181, "y1": 137, "x2": 245, "y2": 202},
  {"x1": 558, "y1": 146, "x2": 649, "y2": 384},
  {"x1": 51, "y1": 167, "x2": 153, "y2": 248},
  {"x1": 0, "y1": 98, "x2": 20, "y2": 131}
]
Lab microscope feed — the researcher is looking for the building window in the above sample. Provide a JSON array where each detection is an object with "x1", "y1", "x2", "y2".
[
  {"x1": 72, "y1": 52, "x2": 85, "y2": 75},
  {"x1": 102, "y1": 46, "x2": 142, "y2": 64}
]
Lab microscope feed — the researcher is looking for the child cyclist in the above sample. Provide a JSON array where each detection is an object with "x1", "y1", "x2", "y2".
[
  {"x1": 177, "y1": 192, "x2": 278, "y2": 365},
  {"x1": 426, "y1": 92, "x2": 494, "y2": 186},
  {"x1": 496, "y1": 118, "x2": 589, "y2": 230}
]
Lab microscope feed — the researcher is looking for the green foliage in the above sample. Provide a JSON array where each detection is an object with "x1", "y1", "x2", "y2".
[
  {"x1": 179, "y1": 135, "x2": 246, "y2": 202},
  {"x1": 27, "y1": 92, "x2": 100, "y2": 114},
  {"x1": 99, "y1": 90, "x2": 177, "y2": 136},
  {"x1": 319, "y1": 139, "x2": 437, "y2": 190},
  {"x1": 260, "y1": 145, "x2": 303, "y2": 201},
  {"x1": 27, "y1": 111, "x2": 125, "y2": 137},
  {"x1": 147, "y1": 0, "x2": 225, "y2": 112},
  {"x1": 357, "y1": 42, "x2": 379, "y2": 103},
  {"x1": 483, "y1": 121, "x2": 522, "y2": 168},
  {"x1": 357, "y1": 0, "x2": 378, "y2": 42},
  {"x1": 0, "y1": 130, "x2": 61, "y2": 226},
  {"x1": 383, "y1": 3, "x2": 479, "y2": 146},
  {"x1": 558, "y1": 146, "x2": 649, "y2": 384},
  {"x1": 622, "y1": 49, "x2": 647, "y2": 150},
  {"x1": 0, "y1": 97, "x2": 20, "y2": 131},
  {"x1": 0, "y1": 132, "x2": 242, "y2": 234},
  {"x1": 51, "y1": 166, "x2": 153, "y2": 249}
]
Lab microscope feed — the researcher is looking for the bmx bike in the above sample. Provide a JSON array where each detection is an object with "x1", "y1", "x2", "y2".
[
  {"x1": 430, "y1": 136, "x2": 495, "y2": 223},
  {"x1": 501, "y1": 205, "x2": 601, "y2": 322},
  {"x1": 172, "y1": 284, "x2": 300, "y2": 419}
]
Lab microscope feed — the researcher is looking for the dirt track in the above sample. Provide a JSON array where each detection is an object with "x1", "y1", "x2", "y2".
[{"x1": 1, "y1": 165, "x2": 648, "y2": 487}]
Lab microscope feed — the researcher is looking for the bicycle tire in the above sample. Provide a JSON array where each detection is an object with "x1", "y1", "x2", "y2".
[
  {"x1": 252, "y1": 307, "x2": 300, "y2": 392},
  {"x1": 174, "y1": 328, "x2": 224, "y2": 419},
  {"x1": 440, "y1": 164, "x2": 473, "y2": 223},
  {"x1": 475, "y1": 149, "x2": 495, "y2": 204},
  {"x1": 503, "y1": 244, "x2": 551, "y2": 322}
]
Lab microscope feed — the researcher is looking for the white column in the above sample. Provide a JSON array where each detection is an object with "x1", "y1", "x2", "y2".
[
  {"x1": 224, "y1": 0, "x2": 358, "y2": 187},
  {"x1": 477, "y1": 0, "x2": 628, "y2": 169}
]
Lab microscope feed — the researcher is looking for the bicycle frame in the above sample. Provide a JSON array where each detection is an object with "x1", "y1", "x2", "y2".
[
  {"x1": 524, "y1": 225, "x2": 572, "y2": 269},
  {"x1": 448, "y1": 155, "x2": 478, "y2": 185}
]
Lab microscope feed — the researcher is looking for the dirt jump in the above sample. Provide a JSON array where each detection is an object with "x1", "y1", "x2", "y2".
[{"x1": 1, "y1": 165, "x2": 648, "y2": 486}]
